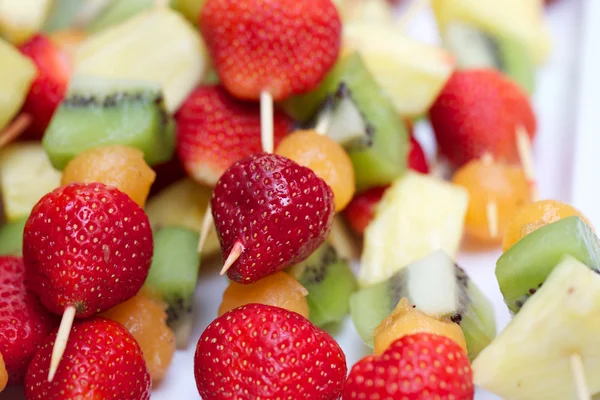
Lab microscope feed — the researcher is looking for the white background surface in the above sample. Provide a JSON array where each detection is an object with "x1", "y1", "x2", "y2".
[{"x1": 0, "y1": 0, "x2": 588, "y2": 398}]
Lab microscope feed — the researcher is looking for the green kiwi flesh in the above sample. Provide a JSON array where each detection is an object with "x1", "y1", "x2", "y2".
[
  {"x1": 0, "y1": 216, "x2": 27, "y2": 256},
  {"x1": 144, "y1": 226, "x2": 200, "y2": 349},
  {"x1": 287, "y1": 243, "x2": 357, "y2": 328},
  {"x1": 43, "y1": 75, "x2": 175, "y2": 170},
  {"x1": 443, "y1": 22, "x2": 535, "y2": 95},
  {"x1": 283, "y1": 53, "x2": 408, "y2": 190},
  {"x1": 496, "y1": 216, "x2": 600, "y2": 314},
  {"x1": 314, "y1": 83, "x2": 373, "y2": 151},
  {"x1": 350, "y1": 250, "x2": 496, "y2": 360}
]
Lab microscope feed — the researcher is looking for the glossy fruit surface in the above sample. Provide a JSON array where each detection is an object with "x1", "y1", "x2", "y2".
[
  {"x1": 24, "y1": 318, "x2": 151, "y2": 400},
  {"x1": 23, "y1": 182, "x2": 153, "y2": 317},
  {"x1": 212, "y1": 153, "x2": 335, "y2": 283},
  {"x1": 194, "y1": 304, "x2": 347, "y2": 399}
]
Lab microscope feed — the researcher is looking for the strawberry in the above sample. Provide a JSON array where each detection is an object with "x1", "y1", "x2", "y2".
[
  {"x1": 18, "y1": 34, "x2": 70, "y2": 139},
  {"x1": 199, "y1": 0, "x2": 342, "y2": 101},
  {"x1": 176, "y1": 85, "x2": 293, "y2": 186},
  {"x1": 24, "y1": 317, "x2": 151, "y2": 399},
  {"x1": 343, "y1": 333, "x2": 474, "y2": 400},
  {"x1": 23, "y1": 182, "x2": 153, "y2": 318},
  {"x1": 0, "y1": 256, "x2": 57, "y2": 384},
  {"x1": 429, "y1": 69, "x2": 536, "y2": 168},
  {"x1": 194, "y1": 303, "x2": 347, "y2": 399},
  {"x1": 344, "y1": 136, "x2": 429, "y2": 234},
  {"x1": 212, "y1": 153, "x2": 335, "y2": 283}
]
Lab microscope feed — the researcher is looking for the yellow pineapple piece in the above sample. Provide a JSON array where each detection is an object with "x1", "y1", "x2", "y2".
[
  {"x1": 359, "y1": 172, "x2": 468, "y2": 286},
  {"x1": 343, "y1": 22, "x2": 455, "y2": 118},
  {"x1": 374, "y1": 297, "x2": 467, "y2": 355},
  {"x1": 75, "y1": 7, "x2": 207, "y2": 113},
  {"x1": 0, "y1": 38, "x2": 36, "y2": 130},
  {"x1": 0, "y1": 0, "x2": 53, "y2": 45},
  {"x1": 0, "y1": 143, "x2": 62, "y2": 222}
]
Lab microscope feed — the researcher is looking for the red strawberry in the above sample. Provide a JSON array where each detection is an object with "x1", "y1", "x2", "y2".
[
  {"x1": 429, "y1": 69, "x2": 536, "y2": 168},
  {"x1": 199, "y1": 0, "x2": 342, "y2": 101},
  {"x1": 176, "y1": 85, "x2": 293, "y2": 186},
  {"x1": 25, "y1": 317, "x2": 151, "y2": 399},
  {"x1": 0, "y1": 256, "x2": 57, "y2": 384},
  {"x1": 194, "y1": 303, "x2": 347, "y2": 399},
  {"x1": 343, "y1": 333, "x2": 474, "y2": 400},
  {"x1": 344, "y1": 136, "x2": 429, "y2": 234},
  {"x1": 18, "y1": 34, "x2": 70, "y2": 139},
  {"x1": 23, "y1": 182, "x2": 153, "y2": 317},
  {"x1": 212, "y1": 153, "x2": 334, "y2": 283}
]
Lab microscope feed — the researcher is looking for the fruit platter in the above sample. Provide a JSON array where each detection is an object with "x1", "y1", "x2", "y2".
[{"x1": 0, "y1": 0, "x2": 592, "y2": 399}]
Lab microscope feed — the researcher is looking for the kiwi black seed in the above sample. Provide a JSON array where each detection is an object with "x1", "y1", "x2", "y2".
[{"x1": 43, "y1": 75, "x2": 175, "y2": 170}]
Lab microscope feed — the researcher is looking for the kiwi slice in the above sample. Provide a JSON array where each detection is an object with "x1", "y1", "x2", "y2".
[
  {"x1": 314, "y1": 83, "x2": 373, "y2": 151},
  {"x1": 144, "y1": 226, "x2": 200, "y2": 349},
  {"x1": 0, "y1": 216, "x2": 26, "y2": 256},
  {"x1": 43, "y1": 75, "x2": 176, "y2": 170},
  {"x1": 443, "y1": 22, "x2": 535, "y2": 95},
  {"x1": 288, "y1": 243, "x2": 357, "y2": 328},
  {"x1": 284, "y1": 53, "x2": 408, "y2": 190},
  {"x1": 496, "y1": 216, "x2": 600, "y2": 314},
  {"x1": 350, "y1": 250, "x2": 496, "y2": 360}
]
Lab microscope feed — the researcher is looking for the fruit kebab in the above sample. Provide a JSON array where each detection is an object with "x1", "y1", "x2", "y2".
[
  {"x1": 198, "y1": 0, "x2": 342, "y2": 153},
  {"x1": 22, "y1": 182, "x2": 154, "y2": 381},
  {"x1": 476, "y1": 200, "x2": 597, "y2": 399},
  {"x1": 430, "y1": 69, "x2": 538, "y2": 244},
  {"x1": 174, "y1": 85, "x2": 293, "y2": 253}
]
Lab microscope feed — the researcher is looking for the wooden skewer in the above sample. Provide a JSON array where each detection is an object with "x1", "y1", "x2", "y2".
[
  {"x1": 570, "y1": 353, "x2": 591, "y2": 400},
  {"x1": 48, "y1": 306, "x2": 76, "y2": 382},
  {"x1": 219, "y1": 241, "x2": 244, "y2": 276},
  {"x1": 260, "y1": 90, "x2": 274, "y2": 154},
  {"x1": 480, "y1": 153, "x2": 499, "y2": 239},
  {"x1": 218, "y1": 90, "x2": 275, "y2": 270},
  {"x1": 0, "y1": 114, "x2": 31, "y2": 149},
  {"x1": 515, "y1": 125, "x2": 540, "y2": 202},
  {"x1": 197, "y1": 205, "x2": 214, "y2": 253}
]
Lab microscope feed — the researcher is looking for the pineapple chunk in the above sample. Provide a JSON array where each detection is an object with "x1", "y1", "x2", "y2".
[
  {"x1": 145, "y1": 178, "x2": 220, "y2": 257},
  {"x1": 0, "y1": 143, "x2": 61, "y2": 222},
  {"x1": 343, "y1": 22, "x2": 455, "y2": 118},
  {"x1": 359, "y1": 172, "x2": 468, "y2": 287},
  {"x1": 0, "y1": 0, "x2": 53, "y2": 44},
  {"x1": 75, "y1": 7, "x2": 207, "y2": 113},
  {"x1": 431, "y1": 0, "x2": 551, "y2": 65},
  {"x1": 473, "y1": 257, "x2": 600, "y2": 400},
  {"x1": 0, "y1": 38, "x2": 36, "y2": 130}
]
